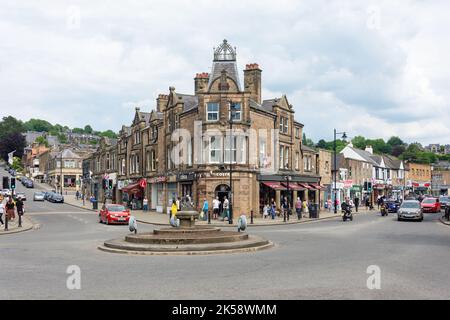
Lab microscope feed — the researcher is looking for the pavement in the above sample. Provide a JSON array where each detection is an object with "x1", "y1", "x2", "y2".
[
  {"x1": 0, "y1": 216, "x2": 35, "y2": 235},
  {"x1": 33, "y1": 180, "x2": 374, "y2": 226}
]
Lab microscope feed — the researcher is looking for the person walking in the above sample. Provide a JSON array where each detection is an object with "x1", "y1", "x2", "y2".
[
  {"x1": 354, "y1": 196, "x2": 360, "y2": 212},
  {"x1": 143, "y1": 197, "x2": 149, "y2": 212},
  {"x1": 282, "y1": 196, "x2": 289, "y2": 221},
  {"x1": 15, "y1": 197, "x2": 24, "y2": 227},
  {"x1": 212, "y1": 196, "x2": 220, "y2": 220},
  {"x1": 5, "y1": 197, "x2": 15, "y2": 221},
  {"x1": 75, "y1": 190, "x2": 80, "y2": 200},
  {"x1": 263, "y1": 203, "x2": 270, "y2": 219},
  {"x1": 295, "y1": 197, "x2": 302, "y2": 220},
  {"x1": 171, "y1": 199, "x2": 178, "y2": 218},
  {"x1": 303, "y1": 199, "x2": 309, "y2": 218},
  {"x1": 327, "y1": 198, "x2": 332, "y2": 212},
  {"x1": 176, "y1": 197, "x2": 181, "y2": 211},
  {"x1": 222, "y1": 196, "x2": 229, "y2": 221},
  {"x1": 270, "y1": 198, "x2": 276, "y2": 220},
  {"x1": 202, "y1": 198, "x2": 209, "y2": 221},
  {"x1": 0, "y1": 199, "x2": 4, "y2": 225}
]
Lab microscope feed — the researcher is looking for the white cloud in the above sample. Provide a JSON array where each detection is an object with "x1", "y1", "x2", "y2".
[{"x1": 0, "y1": 0, "x2": 449, "y2": 145}]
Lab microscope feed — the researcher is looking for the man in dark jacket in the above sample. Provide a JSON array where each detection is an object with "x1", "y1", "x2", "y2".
[
  {"x1": 15, "y1": 198, "x2": 24, "y2": 227},
  {"x1": 354, "y1": 197, "x2": 360, "y2": 212}
]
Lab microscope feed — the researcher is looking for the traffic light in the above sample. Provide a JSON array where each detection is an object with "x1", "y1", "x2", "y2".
[
  {"x1": 102, "y1": 179, "x2": 107, "y2": 190},
  {"x1": 10, "y1": 177, "x2": 16, "y2": 189},
  {"x1": 108, "y1": 179, "x2": 113, "y2": 190},
  {"x1": 2, "y1": 176, "x2": 9, "y2": 189}
]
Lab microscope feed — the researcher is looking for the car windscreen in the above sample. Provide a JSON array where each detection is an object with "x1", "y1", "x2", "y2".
[
  {"x1": 108, "y1": 205, "x2": 126, "y2": 212},
  {"x1": 401, "y1": 202, "x2": 420, "y2": 209},
  {"x1": 422, "y1": 199, "x2": 436, "y2": 204},
  {"x1": 439, "y1": 197, "x2": 449, "y2": 202}
]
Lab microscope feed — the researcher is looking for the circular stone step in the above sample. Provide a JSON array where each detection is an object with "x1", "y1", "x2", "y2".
[
  {"x1": 100, "y1": 235, "x2": 273, "y2": 255},
  {"x1": 154, "y1": 226, "x2": 221, "y2": 235},
  {"x1": 125, "y1": 231, "x2": 248, "y2": 245}
]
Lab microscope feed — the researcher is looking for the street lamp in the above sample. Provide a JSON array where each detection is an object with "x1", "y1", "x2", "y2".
[
  {"x1": 228, "y1": 100, "x2": 237, "y2": 225},
  {"x1": 333, "y1": 129, "x2": 347, "y2": 214},
  {"x1": 284, "y1": 172, "x2": 290, "y2": 222}
]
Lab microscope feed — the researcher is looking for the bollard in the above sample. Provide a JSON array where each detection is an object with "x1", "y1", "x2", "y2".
[
  {"x1": 4, "y1": 214, "x2": 8, "y2": 231},
  {"x1": 18, "y1": 214, "x2": 22, "y2": 228},
  {"x1": 251, "y1": 210, "x2": 254, "y2": 224},
  {"x1": 208, "y1": 209, "x2": 211, "y2": 224}
]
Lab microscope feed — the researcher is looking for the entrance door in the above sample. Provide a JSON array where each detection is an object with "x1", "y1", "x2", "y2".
[{"x1": 215, "y1": 184, "x2": 231, "y2": 207}]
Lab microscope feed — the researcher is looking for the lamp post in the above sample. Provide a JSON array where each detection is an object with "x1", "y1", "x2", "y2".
[
  {"x1": 60, "y1": 151, "x2": 63, "y2": 195},
  {"x1": 333, "y1": 129, "x2": 347, "y2": 214},
  {"x1": 284, "y1": 173, "x2": 290, "y2": 222},
  {"x1": 228, "y1": 100, "x2": 237, "y2": 225}
]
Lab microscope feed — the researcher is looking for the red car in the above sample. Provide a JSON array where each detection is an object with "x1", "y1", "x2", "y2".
[
  {"x1": 421, "y1": 197, "x2": 441, "y2": 213},
  {"x1": 99, "y1": 204, "x2": 130, "y2": 225}
]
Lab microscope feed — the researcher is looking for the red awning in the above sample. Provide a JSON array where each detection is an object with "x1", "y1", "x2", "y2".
[
  {"x1": 298, "y1": 183, "x2": 313, "y2": 190},
  {"x1": 122, "y1": 181, "x2": 142, "y2": 193},
  {"x1": 282, "y1": 183, "x2": 305, "y2": 190},
  {"x1": 262, "y1": 181, "x2": 286, "y2": 190},
  {"x1": 309, "y1": 183, "x2": 322, "y2": 190}
]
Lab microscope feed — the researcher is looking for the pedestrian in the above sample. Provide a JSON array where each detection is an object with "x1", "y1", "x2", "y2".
[
  {"x1": 16, "y1": 197, "x2": 24, "y2": 227},
  {"x1": 327, "y1": 198, "x2": 332, "y2": 212},
  {"x1": 5, "y1": 196, "x2": 15, "y2": 221},
  {"x1": 201, "y1": 198, "x2": 209, "y2": 221},
  {"x1": 143, "y1": 197, "x2": 149, "y2": 212},
  {"x1": 295, "y1": 197, "x2": 302, "y2": 220},
  {"x1": 0, "y1": 199, "x2": 4, "y2": 225},
  {"x1": 270, "y1": 198, "x2": 276, "y2": 220},
  {"x1": 176, "y1": 197, "x2": 181, "y2": 211},
  {"x1": 263, "y1": 203, "x2": 270, "y2": 219},
  {"x1": 213, "y1": 196, "x2": 220, "y2": 220},
  {"x1": 282, "y1": 196, "x2": 289, "y2": 221},
  {"x1": 354, "y1": 196, "x2": 359, "y2": 212},
  {"x1": 223, "y1": 196, "x2": 229, "y2": 221},
  {"x1": 171, "y1": 199, "x2": 178, "y2": 219},
  {"x1": 376, "y1": 195, "x2": 381, "y2": 209},
  {"x1": 75, "y1": 190, "x2": 80, "y2": 200},
  {"x1": 303, "y1": 199, "x2": 309, "y2": 218}
]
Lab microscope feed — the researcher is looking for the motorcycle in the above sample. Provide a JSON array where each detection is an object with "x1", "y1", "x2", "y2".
[
  {"x1": 342, "y1": 205, "x2": 353, "y2": 222},
  {"x1": 380, "y1": 203, "x2": 388, "y2": 216}
]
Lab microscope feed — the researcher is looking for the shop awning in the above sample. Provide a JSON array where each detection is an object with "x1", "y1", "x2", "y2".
[
  {"x1": 298, "y1": 183, "x2": 313, "y2": 190},
  {"x1": 122, "y1": 181, "x2": 142, "y2": 193},
  {"x1": 262, "y1": 181, "x2": 286, "y2": 190},
  {"x1": 309, "y1": 183, "x2": 322, "y2": 190},
  {"x1": 282, "y1": 183, "x2": 305, "y2": 190}
]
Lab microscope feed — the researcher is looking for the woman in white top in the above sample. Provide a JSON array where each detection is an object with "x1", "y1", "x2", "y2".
[
  {"x1": 212, "y1": 196, "x2": 220, "y2": 220},
  {"x1": 0, "y1": 199, "x2": 4, "y2": 225}
]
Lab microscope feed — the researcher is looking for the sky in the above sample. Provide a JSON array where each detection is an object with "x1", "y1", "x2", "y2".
[{"x1": 0, "y1": 0, "x2": 449, "y2": 145}]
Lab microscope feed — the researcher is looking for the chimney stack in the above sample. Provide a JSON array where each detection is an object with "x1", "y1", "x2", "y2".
[
  {"x1": 156, "y1": 94, "x2": 169, "y2": 112},
  {"x1": 244, "y1": 63, "x2": 262, "y2": 104},
  {"x1": 365, "y1": 145, "x2": 373, "y2": 154},
  {"x1": 194, "y1": 72, "x2": 209, "y2": 94}
]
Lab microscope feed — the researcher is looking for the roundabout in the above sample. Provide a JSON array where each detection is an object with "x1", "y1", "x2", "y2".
[{"x1": 99, "y1": 209, "x2": 273, "y2": 255}]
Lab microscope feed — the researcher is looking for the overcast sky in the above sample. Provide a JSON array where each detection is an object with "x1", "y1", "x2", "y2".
[{"x1": 0, "y1": 0, "x2": 449, "y2": 145}]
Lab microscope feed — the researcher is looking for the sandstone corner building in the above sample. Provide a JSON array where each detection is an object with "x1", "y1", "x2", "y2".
[{"x1": 84, "y1": 40, "x2": 330, "y2": 218}]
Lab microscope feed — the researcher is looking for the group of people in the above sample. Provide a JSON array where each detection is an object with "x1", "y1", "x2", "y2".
[
  {"x1": 262, "y1": 197, "x2": 311, "y2": 220},
  {"x1": 201, "y1": 196, "x2": 230, "y2": 221},
  {"x1": 0, "y1": 196, "x2": 25, "y2": 228}
]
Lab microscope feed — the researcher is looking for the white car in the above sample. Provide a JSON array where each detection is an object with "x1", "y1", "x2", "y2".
[{"x1": 1, "y1": 189, "x2": 11, "y2": 196}]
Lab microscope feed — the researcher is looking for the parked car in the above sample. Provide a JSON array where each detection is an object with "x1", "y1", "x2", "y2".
[
  {"x1": 439, "y1": 196, "x2": 449, "y2": 210},
  {"x1": 33, "y1": 191, "x2": 45, "y2": 201},
  {"x1": 44, "y1": 191, "x2": 53, "y2": 200},
  {"x1": 99, "y1": 204, "x2": 130, "y2": 225},
  {"x1": 398, "y1": 200, "x2": 423, "y2": 221},
  {"x1": 421, "y1": 197, "x2": 441, "y2": 213},
  {"x1": 1, "y1": 189, "x2": 11, "y2": 197},
  {"x1": 14, "y1": 192, "x2": 26, "y2": 201},
  {"x1": 24, "y1": 180, "x2": 34, "y2": 188},
  {"x1": 386, "y1": 200, "x2": 401, "y2": 213},
  {"x1": 48, "y1": 193, "x2": 64, "y2": 203}
]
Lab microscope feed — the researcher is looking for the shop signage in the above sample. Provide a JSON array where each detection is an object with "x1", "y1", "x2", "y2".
[
  {"x1": 139, "y1": 178, "x2": 147, "y2": 188},
  {"x1": 177, "y1": 173, "x2": 196, "y2": 181},
  {"x1": 149, "y1": 176, "x2": 167, "y2": 184},
  {"x1": 351, "y1": 185, "x2": 362, "y2": 191},
  {"x1": 343, "y1": 180, "x2": 353, "y2": 188},
  {"x1": 332, "y1": 182, "x2": 344, "y2": 190}
]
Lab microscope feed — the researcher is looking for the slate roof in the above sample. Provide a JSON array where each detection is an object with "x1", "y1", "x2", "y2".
[
  {"x1": 208, "y1": 61, "x2": 241, "y2": 91},
  {"x1": 346, "y1": 146, "x2": 379, "y2": 166},
  {"x1": 178, "y1": 94, "x2": 199, "y2": 111},
  {"x1": 249, "y1": 99, "x2": 276, "y2": 115},
  {"x1": 301, "y1": 145, "x2": 316, "y2": 153}
]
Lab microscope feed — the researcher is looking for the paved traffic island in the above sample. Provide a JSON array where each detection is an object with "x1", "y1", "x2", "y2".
[
  {"x1": 99, "y1": 210, "x2": 273, "y2": 255},
  {"x1": 0, "y1": 216, "x2": 36, "y2": 235}
]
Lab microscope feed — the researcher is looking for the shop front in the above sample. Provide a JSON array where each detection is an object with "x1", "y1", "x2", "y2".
[
  {"x1": 121, "y1": 179, "x2": 146, "y2": 210},
  {"x1": 177, "y1": 172, "x2": 196, "y2": 202},
  {"x1": 148, "y1": 176, "x2": 167, "y2": 213}
]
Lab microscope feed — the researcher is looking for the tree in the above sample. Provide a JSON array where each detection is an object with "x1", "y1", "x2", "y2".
[
  {"x1": 302, "y1": 132, "x2": 315, "y2": 147},
  {"x1": 0, "y1": 131, "x2": 26, "y2": 162},
  {"x1": 387, "y1": 136, "x2": 404, "y2": 147},
  {"x1": 351, "y1": 135, "x2": 366, "y2": 149},
  {"x1": 316, "y1": 139, "x2": 327, "y2": 149},
  {"x1": 84, "y1": 125, "x2": 93, "y2": 134},
  {"x1": 72, "y1": 127, "x2": 84, "y2": 134},
  {"x1": 0, "y1": 116, "x2": 25, "y2": 139},
  {"x1": 11, "y1": 156, "x2": 23, "y2": 172},
  {"x1": 35, "y1": 136, "x2": 49, "y2": 147},
  {"x1": 391, "y1": 145, "x2": 406, "y2": 157},
  {"x1": 23, "y1": 118, "x2": 53, "y2": 132},
  {"x1": 100, "y1": 130, "x2": 118, "y2": 139},
  {"x1": 57, "y1": 133, "x2": 67, "y2": 144}
]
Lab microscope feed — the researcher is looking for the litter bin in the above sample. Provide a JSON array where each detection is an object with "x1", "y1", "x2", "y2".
[{"x1": 92, "y1": 199, "x2": 98, "y2": 210}]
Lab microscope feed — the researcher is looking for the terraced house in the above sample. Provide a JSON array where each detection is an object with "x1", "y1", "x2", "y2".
[{"x1": 89, "y1": 40, "x2": 328, "y2": 217}]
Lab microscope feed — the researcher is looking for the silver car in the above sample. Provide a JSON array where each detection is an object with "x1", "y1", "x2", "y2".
[
  {"x1": 33, "y1": 191, "x2": 45, "y2": 201},
  {"x1": 397, "y1": 200, "x2": 423, "y2": 221}
]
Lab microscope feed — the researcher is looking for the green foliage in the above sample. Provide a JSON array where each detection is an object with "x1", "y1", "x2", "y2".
[
  {"x1": 11, "y1": 156, "x2": 23, "y2": 171},
  {"x1": 84, "y1": 125, "x2": 93, "y2": 134},
  {"x1": 302, "y1": 132, "x2": 315, "y2": 147},
  {"x1": 23, "y1": 118, "x2": 53, "y2": 132},
  {"x1": 34, "y1": 136, "x2": 49, "y2": 147},
  {"x1": 99, "y1": 130, "x2": 118, "y2": 139},
  {"x1": 386, "y1": 136, "x2": 404, "y2": 147},
  {"x1": 72, "y1": 127, "x2": 84, "y2": 134},
  {"x1": 0, "y1": 116, "x2": 25, "y2": 139},
  {"x1": 57, "y1": 133, "x2": 67, "y2": 144}
]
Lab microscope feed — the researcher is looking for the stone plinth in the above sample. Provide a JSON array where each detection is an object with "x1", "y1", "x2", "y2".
[{"x1": 176, "y1": 210, "x2": 199, "y2": 228}]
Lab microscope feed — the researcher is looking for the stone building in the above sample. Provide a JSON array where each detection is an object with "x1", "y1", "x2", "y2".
[
  {"x1": 88, "y1": 40, "x2": 328, "y2": 218},
  {"x1": 405, "y1": 162, "x2": 431, "y2": 194}
]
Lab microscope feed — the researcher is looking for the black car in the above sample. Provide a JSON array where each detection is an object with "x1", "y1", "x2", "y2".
[
  {"x1": 48, "y1": 193, "x2": 64, "y2": 203},
  {"x1": 24, "y1": 180, "x2": 34, "y2": 188},
  {"x1": 439, "y1": 196, "x2": 449, "y2": 210}
]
